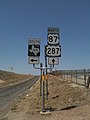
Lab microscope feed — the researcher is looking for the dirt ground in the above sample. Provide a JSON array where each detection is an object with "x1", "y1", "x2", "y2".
[{"x1": 2, "y1": 74, "x2": 90, "y2": 120}]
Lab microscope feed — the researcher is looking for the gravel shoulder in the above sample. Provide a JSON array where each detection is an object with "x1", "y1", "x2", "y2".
[{"x1": 2, "y1": 75, "x2": 90, "y2": 120}]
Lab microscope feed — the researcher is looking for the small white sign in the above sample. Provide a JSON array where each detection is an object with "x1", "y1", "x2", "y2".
[
  {"x1": 45, "y1": 45, "x2": 61, "y2": 57},
  {"x1": 28, "y1": 38, "x2": 40, "y2": 45},
  {"x1": 48, "y1": 27, "x2": 59, "y2": 34},
  {"x1": 48, "y1": 57, "x2": 59, "y2": 65},
  {"x1": 28, "y1": 57, "x2": 39, "y2": 64}
]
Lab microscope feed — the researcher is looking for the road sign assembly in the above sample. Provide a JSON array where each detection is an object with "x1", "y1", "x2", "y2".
[
  {"x1": 27, "y1": 27, "x2": 62, "y2": 113},
  {"x1": 28, "y1": 38, "x2": 40, "y2": 64},
  {"x1": 46, "y1": 27, "x2": 61, "y2": 65}
]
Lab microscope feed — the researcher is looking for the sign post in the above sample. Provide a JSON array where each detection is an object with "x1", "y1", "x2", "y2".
[
  {"x1": 45, "y1": 46, "x2": 48, "y2": 100},
  {"x1": 33, "y1": 64, "x2": 53, "y2": 113},
  {"x1": 40, "y1": 63, "x2": 42, "y2": 96},
  {"x1": 42, "y1": 69, "x2": 45, "y2": 112}
]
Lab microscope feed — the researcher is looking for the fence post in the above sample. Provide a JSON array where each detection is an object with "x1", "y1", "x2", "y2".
[
  {"x1": 76, "y1": 70, "x2": 77, "y2": 83},
  {"x1": 71, "y1": 70, "x2": 72, "y2": 82},
  {"x1": 67, "y1": 73, "x2": 68, "y2": 81},
  {"x1": 88, "y1": 69, "x2": 90, "y2": 76},
  {"x1": 84, "y1": 69, "x2": 86, "y2": 85},
  {"x1": 64, "y1": 71, "x2": 65, "y2": 79}
]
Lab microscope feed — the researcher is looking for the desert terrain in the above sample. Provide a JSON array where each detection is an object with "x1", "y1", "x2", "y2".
[{"x1": 1, "y1": 73, "x2": 90, "y2": 120}]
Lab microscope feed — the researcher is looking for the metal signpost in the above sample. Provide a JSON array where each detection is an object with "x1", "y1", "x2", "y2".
[
  {"x1": 33, "y1": 64, "x2": 53, "y2": 113},
  {"x1": 28, "y1": 27, "x2": 61, "y2": 114},
  {"x1": 44, "y1": 46, "x2": 48, "y2": 100}
]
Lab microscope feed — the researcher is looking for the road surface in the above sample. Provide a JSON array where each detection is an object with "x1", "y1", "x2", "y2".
[{"x1": 0, "y1": 76, "x2": 39, "y2": 119}]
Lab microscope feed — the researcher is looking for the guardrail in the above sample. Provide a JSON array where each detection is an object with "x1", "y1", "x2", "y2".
[{"x1": 52, "y1": 69, "x2": 90, "y2": 87}]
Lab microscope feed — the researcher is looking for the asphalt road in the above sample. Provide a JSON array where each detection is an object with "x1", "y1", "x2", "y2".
[{"x1": 0, "y1": 76, "x2": 39, "y2": 119}]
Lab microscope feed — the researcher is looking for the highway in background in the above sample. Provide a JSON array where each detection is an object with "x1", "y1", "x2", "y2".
[{"x1": 0, "y1": 76, "x2": 39, "y2": 119}]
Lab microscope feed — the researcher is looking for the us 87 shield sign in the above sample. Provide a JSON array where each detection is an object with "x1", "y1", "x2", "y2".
[
  {"x1": 45, "y1": 45, "x2": 61, "y2": 57},
  {"x1": 48, "y1": 34, "x2": 60, "y2": 45}
]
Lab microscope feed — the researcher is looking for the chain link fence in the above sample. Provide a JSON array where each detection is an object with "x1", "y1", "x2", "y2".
[{"x1": 52, "y1": 69, "x2": 90, "y2": 87}]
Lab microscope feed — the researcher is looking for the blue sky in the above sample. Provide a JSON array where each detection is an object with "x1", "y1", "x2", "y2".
[{"x1": 0, "y1": 0, "x2": 90, "y2": 75}]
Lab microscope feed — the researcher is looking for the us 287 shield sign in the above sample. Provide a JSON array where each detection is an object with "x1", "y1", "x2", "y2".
[{"x1": 45, "y1": 45, "x2": 61, "y2": 57}]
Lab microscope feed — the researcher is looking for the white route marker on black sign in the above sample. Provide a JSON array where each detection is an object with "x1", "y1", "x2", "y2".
[{"x1": 48, "y1": 57, "x2": 59, "y2": 65}]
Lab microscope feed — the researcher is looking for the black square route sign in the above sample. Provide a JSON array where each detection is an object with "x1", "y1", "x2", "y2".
[{"x1": 28, "y1": 45, "x2": 40, "y2": 56}]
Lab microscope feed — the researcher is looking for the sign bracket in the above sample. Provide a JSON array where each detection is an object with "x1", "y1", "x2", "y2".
[
  {"x1": 33, "y1": 63, "x2": 54, "y2": 112},
  {"x1": 33, "y1": 64, "x2": 54, "y2": 70}
]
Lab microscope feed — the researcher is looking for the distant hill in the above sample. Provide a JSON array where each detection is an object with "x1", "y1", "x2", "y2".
[{"x1": 0, "y1": 70, "x2": 33, "y2": 87}]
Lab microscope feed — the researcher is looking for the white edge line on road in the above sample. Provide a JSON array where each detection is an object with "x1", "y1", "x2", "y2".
[{"x1": 4, "y1": 110, "x2": 11, "y2": 119}]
